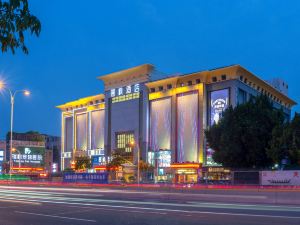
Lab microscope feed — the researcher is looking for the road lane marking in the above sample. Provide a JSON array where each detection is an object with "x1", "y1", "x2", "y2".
[
  {"x1": 187, "y1": 201, "x2": 300, "y2": 211},
  {"x1": 15, "y1": 211, "x2": 97, "y2": 223},
  {"x1": 3, "y1": 197, "x2": 300, "y2": 220},
  {"x1": 0, "y1": 199, "x2": 41, "y2": 205},
  {"x1": 0, "y1": 192, "x2": 298, "y2": 213},
  {"x1": 1, "y1": 192, "x2": 300, "y2": 213},
  {"x1": 0, "y1": 189, "x2": 104, "y2": 197},
  {"x1": 0, "y1": 186, "x2": 268, "y2": 199}
]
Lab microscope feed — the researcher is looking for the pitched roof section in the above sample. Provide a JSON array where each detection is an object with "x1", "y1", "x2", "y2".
[
  {"x1": 146, "y1": 64, "x2": 296, "y2": 106},
  {"x1": 97, "y1": 64, "x2": 154, "y2": 91},
  {"x1": 56, "y1": 94, "x2": 105, "y2": 111}
]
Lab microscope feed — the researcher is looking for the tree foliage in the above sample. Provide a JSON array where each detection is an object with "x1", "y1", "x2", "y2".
[
  {"x1": 138, "y1": 160, "x2": 154, "y2": 172},
  {"x1": 75, "y1": 155, "x2": 91, "y2": 171},
  {"x1": 106, "y1": 149, "x2": 127, "y2": 171},
  {"x1": 205, "y1": 95, "x2": 285, "y2": 169},
  {"x1": 268, "y1": 113, "x2": 300, "y2": 167},
  {"x1": 0, "y1": 0, "x2": 41, "y2": 54}
]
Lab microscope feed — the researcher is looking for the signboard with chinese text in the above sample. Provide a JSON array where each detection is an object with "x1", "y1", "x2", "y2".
[
  {"x1": 0, "y1": 150, "x2": 4, "y2": 162},
  {"x1": 12, "y1": 146, "x2": 45, "y2": 167},
  {"x1": 110, "y1": 84, "x2": 140, "y2": 103},
  {"x1": 63, "y1": 172, "x2": 108, "y2": 184},
  {"x1": 207, "y1": 89, "x2": 229, "y2": 166},
  {"x1": 110, "y1": 83, "x2": 140, "y2": 98},
  {"x1": 210, "y1": 89, "x2": 229, "y2": 126},
  {"x1": 261, "y1": 171, "x2": 300, "y2": 186}
]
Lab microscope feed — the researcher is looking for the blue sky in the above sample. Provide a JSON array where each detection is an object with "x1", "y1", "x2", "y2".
[{"x1": 0, "y1": 0, "x2": 299, "y2": 138}]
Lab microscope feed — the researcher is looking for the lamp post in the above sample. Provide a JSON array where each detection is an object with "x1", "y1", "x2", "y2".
[
  {"x1": 129, "y1": 140, "x2": 140, "y2": 186},
  {"x1": 0, "y1": 82, "x2": 30, "y2": 178}
]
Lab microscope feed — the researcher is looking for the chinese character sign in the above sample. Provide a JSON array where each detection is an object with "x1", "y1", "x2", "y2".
[
  {"x1": 0, "y1": 150, "x2": 4, "y2": 162},
  {"x1": 63, "y1": 172, "x2": 108, "y2": 184},
  {"x1": 12, "y1": 146, "x2": 45, "y2": 167},
  {"x1": 210, "y1": 89, "x2": 229, "y2": 126},
  {"x1": 110, "y1": 89, "x2": 116, "y2": 97},
  {"x1": 110, "y1": 83, "x2": 140, "y2": 98},
  {"x1": 261, "y1": 171, "x2": 300, "y2": 186}
]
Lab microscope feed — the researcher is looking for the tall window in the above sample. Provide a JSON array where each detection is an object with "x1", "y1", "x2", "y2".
[
  {"x1": 116, "y1": 132, "x2": 134, "y2": 153},
  {"x1": 91, "y1": 110, "x2": 105, "y2": 150},
  {"x1": 237, "y1": 88, "x2": 247, "y2": 105},
  {"x1": 64, "y1": 116, "x2": 73, "y2": 152},
  {"x1": 76, "y1": 113, "x2": 87, "y2": 151},
  {"x1": 150, "y1": 98, "x2": 171, "y2": 151},
  {"x1": 177, "y1": 91, "x2": 199, "y2": 163}
]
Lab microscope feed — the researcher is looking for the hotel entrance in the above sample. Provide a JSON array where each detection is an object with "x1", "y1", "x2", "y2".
[
  {"x1": 171, "y1": 163, "x2": 201, "y2": 184},
  {"x1": 177, "y1": 173, "x2": 198, "y2": 183}
]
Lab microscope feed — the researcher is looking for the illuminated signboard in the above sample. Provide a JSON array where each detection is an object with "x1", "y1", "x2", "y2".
[
  {"x1": 210, "y1": 89, "x2": 229, "y2": 126},
  {"x1": 0, "y1": 150, "x2": 4, "y2": 162},
  {"x1": 111, "y1": 84, "x2": 140, "y2": 97},
  {"x1": 147, "y1": 150, "x2": 171, "y2": 168},
  {"x1": 157, "y1": 150, "x2": 171, "y2": 168},
  {"x1": 63, "y1": 173, "x2": 108, "y2": 184},
  {"x1": 207, "y1": 89, "x2": 229, "y2": 166},
  {"x1": 52, "y1": 163, "x2": 58, "y2": 173},
  {"x1": 12, "y1": 146, "x2": 45, "y2": 167},
  {"x1": 206, "y1": 147, "x2": 220, "y2": 166},
  {"x1": 110, "y1": 84, "x2": 140, "y2": 103}
]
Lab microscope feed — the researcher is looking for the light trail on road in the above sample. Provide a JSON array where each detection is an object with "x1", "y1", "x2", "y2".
[{"x1": 0, "y1": 185, "x2": 300, "y2": 225}]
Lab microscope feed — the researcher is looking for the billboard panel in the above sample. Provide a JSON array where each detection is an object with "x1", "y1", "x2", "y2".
[
  {"x1": 150, "y1": 98, "x2": 171, "y2": 151},
  {"x1": 63, "y1": 172, "x2": 108, "y2": 184},
  {"x1": 210, "y1": 89, "x2": 229, "y2": 126},
  {"x1": 12, "y1": 146, "x2": 45, "y2": 167},
  {"x1": 177, "y1": 92, "x2": 198, "y2": 162},
  {"x1": 0, "y1": 150, "x2": 4, "y2": 162},
  {"x1": 261, "y1": 171, "x2": 300, "y2": 186},
  {"x1": 207, "y1": 89, "x2": 229, "y2": 165}
]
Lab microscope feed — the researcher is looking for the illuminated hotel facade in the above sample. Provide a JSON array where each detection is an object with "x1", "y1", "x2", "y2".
[{"x1": 57, "y1": 64, "x2": 296, "y2": 183}]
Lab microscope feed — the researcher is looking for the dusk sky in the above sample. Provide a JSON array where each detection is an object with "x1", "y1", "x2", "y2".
[{"x1": 0, "y1": 0, "x2": 299, "y2": 138}]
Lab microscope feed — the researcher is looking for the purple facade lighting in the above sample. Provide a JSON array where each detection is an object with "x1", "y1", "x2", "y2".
[
  {"x1": 150, "y1": 98, "x2": 171, "y2": 151},
  {"x1": 177, "y1": 91, "x2": 198, "y2": 163}
]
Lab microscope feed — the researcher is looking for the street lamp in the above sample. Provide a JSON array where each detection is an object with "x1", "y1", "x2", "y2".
[
  {"x1": 0, "y1": 81, "x2": 30, "y2": 178},
  {"x1": 12, "y1": 148, "x2": 21, "y2": 169},
  {"x1": 129, "y1": 140, "x2": 140, "y2": 186}
]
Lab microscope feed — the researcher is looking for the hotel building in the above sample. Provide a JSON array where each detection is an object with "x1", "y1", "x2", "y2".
[{"x1": 57, "y1": 64, "x2": 296, "y2": 183}]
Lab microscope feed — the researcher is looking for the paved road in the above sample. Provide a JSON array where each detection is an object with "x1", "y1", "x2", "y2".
[{"x1": 0, "y1": 185, "x2": 300, "y2": 225}]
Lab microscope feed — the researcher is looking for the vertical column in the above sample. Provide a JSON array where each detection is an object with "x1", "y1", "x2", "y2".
[
  {"x1": 104, "y1": 96, "x2": 112, "y2": 161},
  {"x1": 171, "y1": 94, "x2": 177, "y2": 163},
  {"x1": 61, "y1": 112, "x2": 65, "y2": 171},
  {"x1": 198, "y1": 83, "x2": 205, "y2": 164},
  {"x1": 72, "y1": 110, "x2": 75, "y2": 160},
  {"x1": 88, "y1": 111, "x2": 92, "y2": 155}
]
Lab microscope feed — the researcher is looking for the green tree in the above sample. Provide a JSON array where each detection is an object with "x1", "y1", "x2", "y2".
[
  {"x1": 106, "y1": 149, "x2": 128, "y2": 171},
  {"x1": 205, "y1": 95, "x2": 284, "y2": 169},
  {"x1": 74, "y1": 155, "x2": 91, "y2": 171},
  {"x1": 0, "y1": 0, "x2": 41, "y2": 54},
  {"x1": 138, "y1": 160, "x2": 154, "y2": 172},
  {"x1": 2, "y1": 160, "x2": 9, "y2": 173},
  {"x1": 268, "y1": 113, "x2": 300, "y2": 167}
]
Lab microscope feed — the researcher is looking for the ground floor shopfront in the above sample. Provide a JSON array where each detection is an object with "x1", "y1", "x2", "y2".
[{"x1": 93, "y1": 163, "x2": 231, "y2": 184}]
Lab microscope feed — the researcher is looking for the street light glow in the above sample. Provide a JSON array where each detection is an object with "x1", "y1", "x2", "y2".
[
  {"x1": 24, "y1": 90, "x2": 30, "y2": 96},
  {"x1": 0, "y1": 81, "x2": 5, "y2": 90}
]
